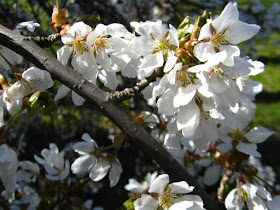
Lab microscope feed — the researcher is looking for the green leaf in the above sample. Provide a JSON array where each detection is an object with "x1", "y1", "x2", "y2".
[
  {"x1": 123, "y1": 198, "x2": 135, "y2": 210},
  {"x1": 121, "y1": 99, "x2": 130, "y2": 113},
  {"x1": 177, "y1": 16, "x2": 191, "y2": 39}
]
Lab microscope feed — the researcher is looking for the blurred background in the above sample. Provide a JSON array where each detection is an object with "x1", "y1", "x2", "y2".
[{"x1": 0, "y1": 0, "x2": 279, "y2": 209}]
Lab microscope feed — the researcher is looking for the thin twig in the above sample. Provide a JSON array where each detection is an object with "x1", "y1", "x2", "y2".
[
  {"x1": 217, "y1": 169, "x2": 233, "y2": 202},
  {"x1": 107, "y1": 67, "x2": 164, "y2": 101},
  {"x1": 23, "y1": 33, "x2": 61, "y2": 47}
]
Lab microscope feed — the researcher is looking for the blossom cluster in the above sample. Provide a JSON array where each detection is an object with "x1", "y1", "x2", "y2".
[{"x1": 0, "y1": 1, "x2": 278, "y2": 210}]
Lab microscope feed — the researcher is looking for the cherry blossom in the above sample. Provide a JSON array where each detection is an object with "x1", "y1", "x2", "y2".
[{"x1": 34, "y1": 143, "x2": 70, "y2": 181}]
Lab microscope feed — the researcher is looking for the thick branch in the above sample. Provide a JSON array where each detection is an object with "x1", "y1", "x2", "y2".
[{"x1": 0, "y1": 25, "x2": 225, "y2": 210}]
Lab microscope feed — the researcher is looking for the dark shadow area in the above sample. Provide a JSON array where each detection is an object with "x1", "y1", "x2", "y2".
[{"x1": 256, "y1": 91, "x2": 280, "y2": 103}]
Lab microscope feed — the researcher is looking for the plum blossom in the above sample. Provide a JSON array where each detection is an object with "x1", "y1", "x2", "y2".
[
  {"x1": 0, "y1": 144, "x2": 18, "y2": 193},
  {"x1": 225, "y1": 183, "x2": 272, "y2": 210},
  {"x1": 1, "y1": 67, "x2": 54, "y2": 116},
  {"x1": 0, "y1": 45, "x2": 23, "y2": 71},
  {"x1": 124, "y1": 171, "x2": 158, "y2": 194},
  {"x1": 218, "y1": 106, "x2": 273, "y2": 158},
  {"x1": 153, "y1": 62, "x2": 218, "y2": 150},
  {"x1": 56, "y1": 21, "x2": 97, "y2": 105},
  {"x1": 17, "y1": 186, "x2": 41, "y2": 210},
  {"x1": 15, "y1": 21, "x2": 40, "y2": 32},
  {"x1": 87, "y1": 23, "x2": 138, "y2": 90},
  {"x1": 130, "y1": 20, "x2": 178, "y2": 78},
  {"x1": 193, "y1": 2, "x2": 260, "y2": 67},
  {"x1": 17, "y1": 161, "x2": 40, "y2": 183},
  {"x1": 34, "y1": 143, "x2": 70, "y2": 181},
  {"x1": 134, "y1": 174, "x2": 205, "y2": 210},
  {"x1": 71, "y1": 133, "x2": 122, "y2": 187}
]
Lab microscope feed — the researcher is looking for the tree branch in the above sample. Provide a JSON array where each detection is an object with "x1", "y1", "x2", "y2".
[
  {"x1": 217, "y1": 169, "x2": 233, "y2": 202},
  {"x1": 0, "y1": 25, "x2": 225, "y2": 210},
  {"x1": 108, "y1": 67, "x2": 164, "y2": 101},
  {"x1": 23, "y1": 33, "x2": 61, "y2": 48}
]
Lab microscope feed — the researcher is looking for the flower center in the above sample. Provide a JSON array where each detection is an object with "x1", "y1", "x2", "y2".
[
  {"x1": 158, "y1": 188, "x2": 178, "y2": 209},
  {"x1": 72, "y1": 34, "x2": 88, "y2": 54},
  {"x1": 175, "y1": 66, "x2": 195, "y2": 87},
  {"x1": 151, "y1": 32, "x2": 171, "y2": 55},
  {"x1": 229, "y1": 128, "x2": 245, "y2": 141},
  {"x1": 92, "y1": 36, "x2": 109, "y2": 52},
  {"x1": 209, "y1": 24, "x2": 228, "y2": 51}
]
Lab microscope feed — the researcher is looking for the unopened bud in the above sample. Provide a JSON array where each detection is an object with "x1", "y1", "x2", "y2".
[
  {"x1": 113, "y1": 133, "x2": 126, "y2": 150},
  {"x1": 50, "y1": 7, "x2": 68, "y2": 32},
  {"x1": 184, "y1": 40, "x2": 198, "y2": 52},
  {"x1": 135, "y1": 114, "x2": 145, "y2": 125}
]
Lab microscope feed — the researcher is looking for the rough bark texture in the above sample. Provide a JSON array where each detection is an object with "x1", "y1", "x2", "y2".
[{"x1": 0, "y1": 25, "x2": 225, "y2": 210}]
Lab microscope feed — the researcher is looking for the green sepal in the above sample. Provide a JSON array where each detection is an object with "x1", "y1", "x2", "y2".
[
  {"x1": 123, "y1": 198, "x2": 135, "y2": 210},
  {"x1": 191, "y1": 10, "x2": 212, "y2": 39},
  {"x1": 177, "y1": 16, "x2": 191, "y2": 39}
]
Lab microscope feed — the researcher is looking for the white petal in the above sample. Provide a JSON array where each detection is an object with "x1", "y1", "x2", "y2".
[
  {"x1": 109, "y1": 161, "x2": 123, "y2": 187},
  {"x1": 177, "y1": 102, "x2": 200, "y2": 132},
  {"x1": 237, "y1": 142, "x2": 261, "y2": 157},
  {"x1": 98, "y1": 70, "x2": 118, "y2": 90},
  {"x1": 193, "y1": 43, "x2": 215, "y2": 62},
  {"x1": 72, "y1": 142, "x2": 95, "y2": 154},
  {"x1": 212, "y1": 2, "x2": 239, "y2": 32},
  {"x1": 110, "y1": 52, "x2": 131, "y2": 72},
  {"x1": 169, "y1": 181, "x2": 194, "y2": 194},
  {"x1": 124, "y1": 179, "x2": 144, "y2": 193},
  {"x1": 139, "y1": 53, "x2": 164, "y2": 77},
  {"x1": 148, "y1": 174, "x2": 169, "y2": 194},
  {"x1": 89, "y1": 158, "x2": 110, "y2": 182},
  {"x1": 220, "y1": 45, "x2": 240, "y2": 67},
  {"x1": 134, "y1": 194, "x2": 158, "y2": 210},
  {"x1": 173, "y1": 85, "x2": 197, "y2": 108},
  {"x1": 169, "y1": 201, "x2": 194, "y2": 210},
  {"x1": 60, "y1": 160, "x2": 70, "y2": 180},
  {"x1": 57, "y1": 46, "x2": 73, "y2": 66},
  {"x1": 244, "y1": 127, "x2": 274, "y2": 144},
  {"x1": 198, "y1": 22, "x2": 212, "y2": 41},
  {"x1": 157, "y1": 90, "x2": 177, "y2": 116},
  {"x1": 72, "y1": 91, "x2": 85, "y2": 106},
  {"x1": 225, "y1": 188, "x2": 241, "y2": 210},
  {"x1": 54, "y1": 85, "x2": 70, "y2": 101},
  {"x1": 203, "y1": 165, "x2": 221, "y2": 186},
  {"x1": 71, "y1": 155, "x2": 95, "y2": 174},
  {"x1": 169, "y1": 24, "x2": 179, "y2": 47},
  {"x1": 267, "y1": 196, "x2": 280, "y2": 210},
  {"x1": 108, "y1": 23, "x2": 128, "y2": 37},
  {"x1": 163, "y1": 51, "x2": 177, "y2": 73},
  {"x1": 226, "y1": 20, "x2": 260, "y2": 44}
]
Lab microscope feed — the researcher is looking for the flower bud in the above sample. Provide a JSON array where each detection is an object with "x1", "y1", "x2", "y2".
[
  {"x1": 135, "y1": 114, "x2": 145, "y2": 125},
  {"x1": 50, "y1": 7, "x2": 68, "y2": 32}
]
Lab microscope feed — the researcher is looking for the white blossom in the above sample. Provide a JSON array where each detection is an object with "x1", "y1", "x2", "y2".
[
  {"x1": 134, "y1": 174, "x2": 205, "y2": 210},
  {"x1": 0, "y1": 144, "x2": 18, "y2": 193},
  {"x1": 71, "y1": 133, "x2": 122, "y2": 187},
  {"x1": 34, "y1": 143, "x2": 70, "y2": 181},
  {"x1": 194, "y1": 2, "x2": 260, "y2": 67}
]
